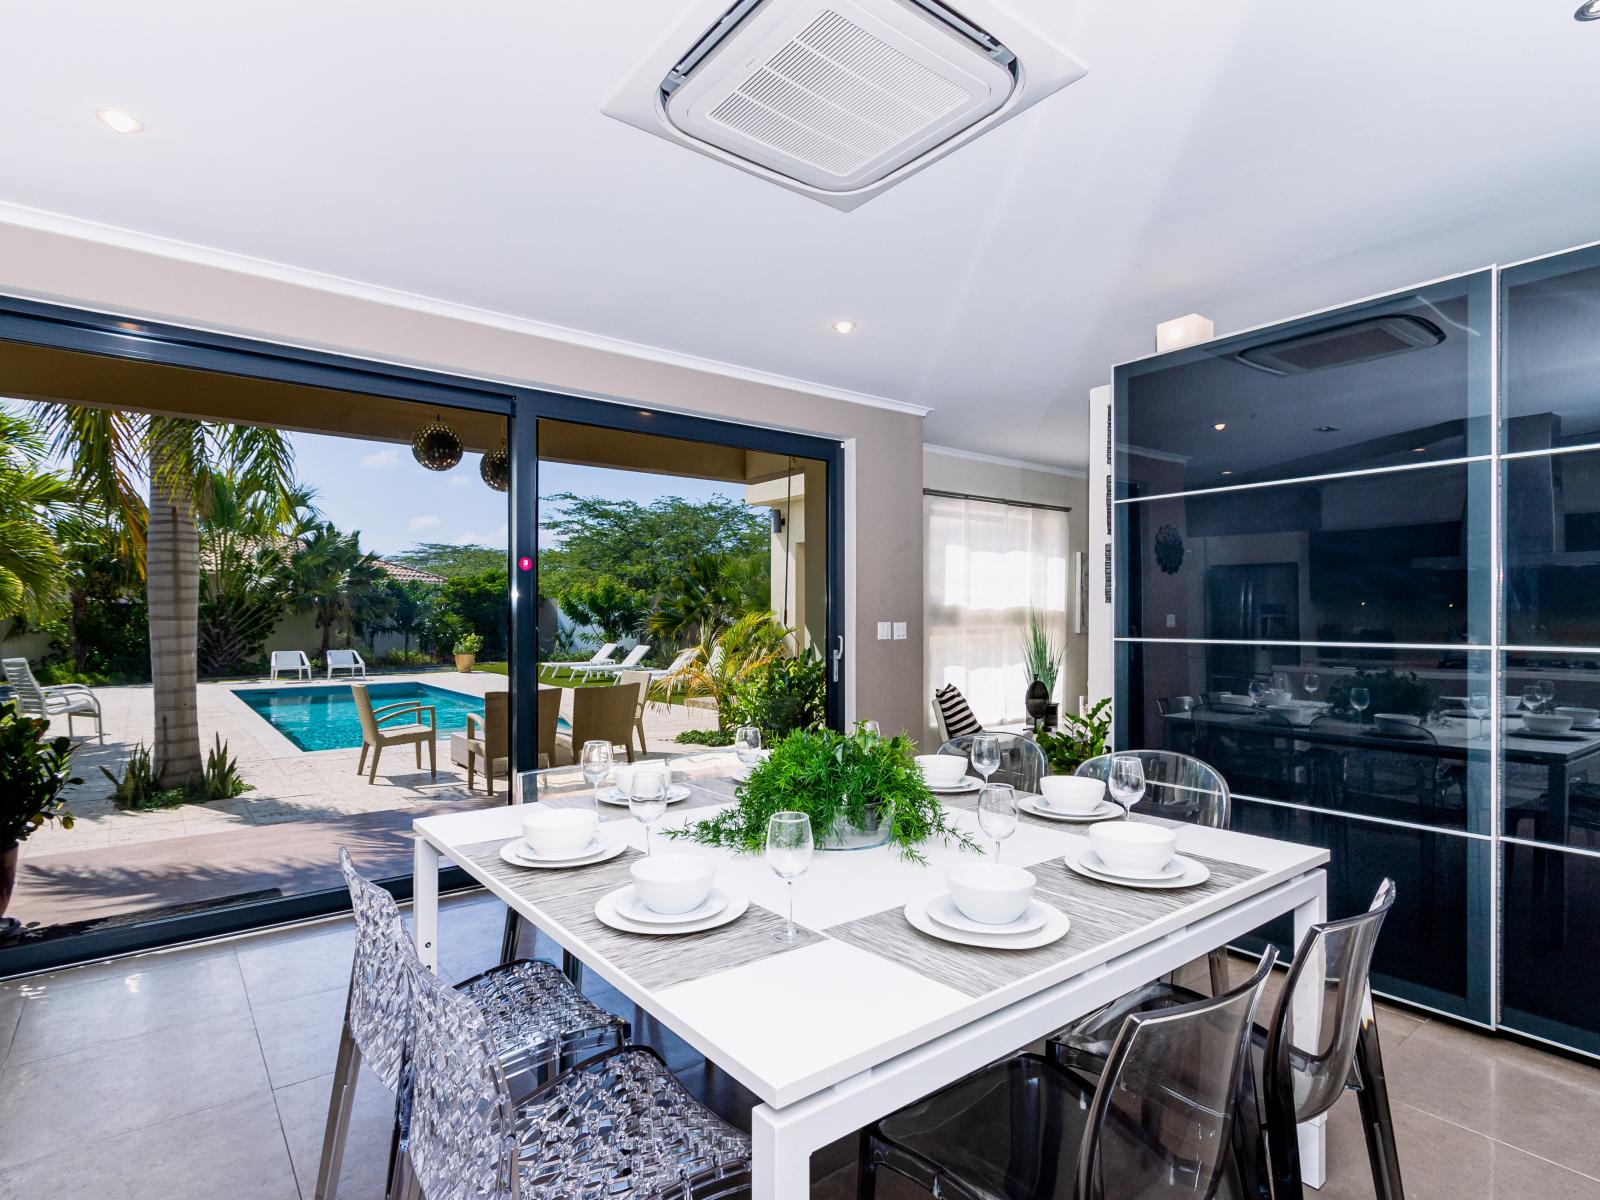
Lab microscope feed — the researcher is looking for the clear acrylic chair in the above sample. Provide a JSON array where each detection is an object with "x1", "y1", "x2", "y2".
[
  {"x1": 857, "y1": 947, "x2": 1277, "y2": 1200},
  {"x1": 939, "y1": 732, "x2": 1048, "y2": 793},
  {"x1": 318, "y1": 848, "x2": 629, "y2": 1200},
  {"x1": 1049, "y1": 879, "x2": 1403, "y2": 1200},
  {"x1": 405, "y1": 949, "x2": 752, "y2": 1200}
]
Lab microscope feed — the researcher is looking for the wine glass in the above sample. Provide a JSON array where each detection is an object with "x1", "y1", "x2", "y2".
[
  {"x1": 1272, "y1": 672, "x2": 1290, "y2": 697},
  {"x1": 1302, "y1": 672, "x2": 1321, "y2": 699},
  {"x1": 581, "y1": 739, "x2": 612, "y2": 802},
  {"x1": 1521, "y1": 684, "x2": 1541, "y2": 714},
  {"x1": 735, "y1": 725, "x2": 763, "y2": 771},
  {"x1": 977, "y1": 783, "x2": 1018, "y2": 861},
  {"x1": 1349, "y1": 687, "x2": 1371, "y2": 722},
  {"x1": 628, "y1": 769, "x2": 668, "y2": 855},
  {"x1": 858, "y1": 719, "x2": 881, "y2": 740},
  {"x1": 970, "y1": 734, "x2": 1001, "y2": 785},
  {"x1": 1467, "y1": 692, "x2": 1490, "y2": 739},
  {"x1": 1537, "y1": 680, "x2": 1556, "y2": 712},
  {"x1": 766, "y1": 811, "x2": 814, "y2": 945},
  {"x1": 1108, "y1": 755, "x2": 1146, "y2": 812},
  {"x1": 1247, "y1": 680, "x2": 1266, "y2": 706}
]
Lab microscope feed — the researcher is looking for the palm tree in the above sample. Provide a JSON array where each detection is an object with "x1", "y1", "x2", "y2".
[
  {"x1": 0, "y1": 410, "x2": 75, "y2": 621},
  {"x1": 648, "y1": 553, "x2": 740, "y2": 644},
  {"x1": 289, "y1": 523, "x2": 390, "y2": 659},
  {"x1": 38, "y1": 406, "x2": 294, "y2": 786},
  {"x1": 662, "y1": 611, "x2": 791, "y2": 732}
]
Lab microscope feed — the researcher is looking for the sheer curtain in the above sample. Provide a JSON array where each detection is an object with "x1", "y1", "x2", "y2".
[{"x1": 925, "y1": 495, "x2": 1069, "y2": 737}]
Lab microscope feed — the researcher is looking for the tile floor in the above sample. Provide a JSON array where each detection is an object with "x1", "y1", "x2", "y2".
[{"x1": 1, "y1": 891, "x2": 1596, "y2": 1199}]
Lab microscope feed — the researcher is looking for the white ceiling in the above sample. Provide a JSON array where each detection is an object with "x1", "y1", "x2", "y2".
[{"x1": 0, "y1": 1, "x2": 1597, "y2": 471}]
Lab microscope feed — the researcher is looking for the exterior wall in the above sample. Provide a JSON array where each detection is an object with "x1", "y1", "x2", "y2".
[
  {"x1": 0, "y1": 222, "x2": 926, "y2": 738},
  {"x1": 0, "y1": 620, "x2": 51, "y2": 665}
]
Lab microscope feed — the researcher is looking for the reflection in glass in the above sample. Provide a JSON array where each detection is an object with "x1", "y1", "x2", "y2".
[
  {"x1": 1502, "y1": 245, "x2": 1600, "y2": 452},
  {"x1": 1116, "y1": 461, "x2": 1491, "y2": 645},
  {"x1": 1502, "y1": 652, "x2": 1600, "y2": 848},
  {"x1": 1500, "y1": 843, "x2": 1600, "y2": 1055},
  {"x1": 1504, "y1": 447, "x2": 1600, "y2": 645}
]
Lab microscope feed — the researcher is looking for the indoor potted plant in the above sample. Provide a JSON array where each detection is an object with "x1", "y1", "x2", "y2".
[
  {"x1": 1035, "y1": 697, "x2": 1112, "y2": 775},
  {"x1": 1021, "y1": 609, "x2": 1063, "y2": 728},
  {"x1": 0, "y1": 700, "x2": 79, "y2": 936},
  {"x1": 667, "y1": 725, "x2": 976, "y2": 862},
  {"x1": 453, "y1": 631, "x2": 483, "y2": 673}
]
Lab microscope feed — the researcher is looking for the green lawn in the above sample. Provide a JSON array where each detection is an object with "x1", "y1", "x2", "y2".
[{"x1": 473, "y1": 662, "x2": 619, "y2": 687}]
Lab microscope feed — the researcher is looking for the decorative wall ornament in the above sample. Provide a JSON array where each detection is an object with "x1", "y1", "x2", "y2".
[
  {"x1": 411, "y1": 415, "x2": 463, "y2": 472},
  {"x1": 480, "y1": 440, "x2": 510, "y2": 492},
  {"x1": 1154, "y1": 524, "x2": 1185, "y2": 574}
]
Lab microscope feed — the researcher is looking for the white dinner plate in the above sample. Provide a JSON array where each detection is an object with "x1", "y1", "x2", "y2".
[
  {"x1": 499, "y1": 838, "x2": 627, "y2": 870},
  {"x1": 1514, "y1": 728, "x2": 1588, "y2": 741},
  {"x1": 926, "y1": 775, "x2": 984, "y2": 794},
  {"x1": 1066, "y1": 849, "x2": 1210, "y2": 890},
  {"x1": 611, "y1": 885, "x2": 729, "y2": 926},
  {"x1": 594, "y1": 888, "x2": 750, "y2": 936},
  {"x1": 1018, "y1": 796, "x2": 1123, "y2": 824},
  {"x1": 925, "y1": 893, "x2": 1048, "y2": 936},
  {"x1": 904, "y1": 895, "x2": 1069, "y2": 950},
  {"x1": 596, "y1": 783, "x2": 692, "y2": 806}
]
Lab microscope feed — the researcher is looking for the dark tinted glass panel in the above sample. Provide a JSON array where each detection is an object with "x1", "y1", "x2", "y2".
[
  {"x1": 1115, "y1": 272, "x2": 1491, "y2": 495},
  {"x1": 1505, "y1": 448, "x2": 1600, "y2": 645},
  {"x1": 1500, "y1": 844, "x2": 1600, "y2": 1055},
  {"x1": 1229, "y1": 799, "x2": 1489, "y2": 1021},
  {"x1": 1502, "y1": 651, "x2": 1600, "y2": 847},
  {"x1": 1119, "y1": 642, "x2": 1492, "y2": 831},
  {"x1": 1115, "y1": 462, "x2": 1490, "y2": 645},
  {"x1": 1503, "y1": 246, "x2": 1600, "y2": 453}
]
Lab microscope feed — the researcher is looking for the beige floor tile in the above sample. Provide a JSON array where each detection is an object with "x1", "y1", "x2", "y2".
[
  {"x1": 252, "y1": 984, "x2": 348, "y2": 1089},
  {"x1": 237, "y1": 925, "x2": 356, "y2": 1008},
  {"x1": 275, "y1": 1065, "x2": 400, "y2": 1199}
]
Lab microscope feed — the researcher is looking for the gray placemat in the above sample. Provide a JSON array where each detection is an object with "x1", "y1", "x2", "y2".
[
  {"x1": 534, "y1": 773, "x2": 739, "y2": 817},
  {"x1": 457, "y1": 838, "x2": 647, "y2": 903},
  {"x1": 823, "y1": 852, "x2": 1263, "y2": 998}
]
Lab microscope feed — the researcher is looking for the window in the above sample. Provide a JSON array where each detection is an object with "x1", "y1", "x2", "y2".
[{"x1": 924, "y1": 494, "x2": 1069, "y2": 736}]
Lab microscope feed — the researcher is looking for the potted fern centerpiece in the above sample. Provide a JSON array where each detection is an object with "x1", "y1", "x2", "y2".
[
  {"x1": 667, "y1": 726, "x2": 977, "y2": 862},
  {"x1": 0, "y1": 700, "x2": 79, "y2": 935}
]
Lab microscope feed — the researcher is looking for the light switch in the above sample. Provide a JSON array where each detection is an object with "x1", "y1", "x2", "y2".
[
  {"x1": 876, "y1": 621, "x2": 892, "y2": 641},
  {"x1": 892, "y1": 621, "x2": 908, "y2": 640},
  {"x1": 1166, "y1": 614, "x2": 1176, "y2": 628}
]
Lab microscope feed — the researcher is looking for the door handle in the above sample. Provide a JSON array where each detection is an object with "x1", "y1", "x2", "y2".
[{"x1": 831, "y1": 635, "x2": 844, "y2": 683}]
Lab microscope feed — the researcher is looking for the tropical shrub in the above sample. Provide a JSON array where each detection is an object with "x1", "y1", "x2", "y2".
[
  {"x1": 660, "y1": 612, "x2": 791, "y2": 732},
  {"x1": 379, "y1": 648, "x2": 431, "y2": 668},
  {"x1": 101, "y1": 743, "x2": 188, "y2": 811},
  {"x1": 1035, "y1": 698, "x2": 1112, "y2": 775},
  {"x1": 199, "y1": 735, "x2": 252, "y2": 801},
  {"x1": 673, "y1": 728, "x2": 735, "y2": 747},
  {"x1": 560, "y1": 576, "x2": 649, "y2": 642},
  {"x1": 438, "y1": 568, "x2": 508, "y2": 659},
  {"x1": 728, "y1": 649, "x2": 826, "y2": 740},
  {"x1": 0, "y1": 701, "x2": 78, "y2": 847}
]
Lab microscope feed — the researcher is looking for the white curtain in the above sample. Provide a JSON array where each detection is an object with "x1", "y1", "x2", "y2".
[{"x1": 924, "y1": 495, "x2": 1070, "y2": 734}]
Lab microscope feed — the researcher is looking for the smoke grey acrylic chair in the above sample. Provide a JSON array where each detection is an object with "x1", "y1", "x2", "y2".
[
  {"x1": 1050, "y1": 879, "x2": 1404, "y2": 1200},
  {"x1": 317, "y1": 848, "x2": 629, "y2": 1200},
  {"x1": 857, "y1": 947, "x2": 1277, "y2": 1200},
  {"x1": 405, "y1": 945, "x2": 752, "y2": 1200},
  {"x1": 939, "y1": 731, "x2": 1048, "y2": 793}
]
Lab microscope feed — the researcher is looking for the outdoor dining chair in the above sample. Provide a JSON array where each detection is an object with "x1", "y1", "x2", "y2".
[
  {"x1": 1048, "y1": 879, "x2": 1404, "y2": 1200},
  {"x1": 464, "y1": 691, "x2": 509, "y2": 795},
  {"x1": 326, "y1": 648, "x2": 367, "y2": 679},
  {"x1": 2, "y1": 657, "x2": 103, "y2": 740},
  {"x1": 858, "y1": 947, "x2": 1277, "y2": 1200},
  {"x1": 536, "y1": 686, "x2": 560, "y2": 769},
  {"x1": 565, "y1": 680, "x2": 644, "y2": 764},
  {"x1": 352, "y1": 683, "x2": 437, "y2": 784},
  {"x1": 270, "y1": 649, "x2": 312, "y2": 680},
  {"x1": 618, "y1": 668, "x2": 652, "y2": 756}
]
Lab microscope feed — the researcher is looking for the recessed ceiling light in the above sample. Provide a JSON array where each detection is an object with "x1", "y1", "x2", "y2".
[
  {"x1": 1314, "y1": 425, "x2": 1339, "y2": 433},
  {"x1": 1220, "y1": 469, "x2": 1233, "y2": 476},
  {"x1": 1413, "y1": 447, "x2": 1427, "y2": 453},
  {"x1": 830, "y1": 320, "x2": 857, "y2": 335},
  {"x1": 96, "y1": 107, "x2": 144, "y2": 134},
  {"x1": 1576, "y1": 0, "x2": 1600, "y2": 21},
  {"x1": 1213, "y1": 422, "x2": 1227, "y2": 431}
]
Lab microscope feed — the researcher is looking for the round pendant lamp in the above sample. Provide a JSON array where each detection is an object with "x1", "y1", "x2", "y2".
[
  {"x1": 411, "y1": 415, "x2": 463, "y2": 472},
  {"x1": 480, "y1": 440, "x2": 510, "y2": 492}
]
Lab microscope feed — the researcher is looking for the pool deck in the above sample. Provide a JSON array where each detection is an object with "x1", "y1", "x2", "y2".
[{"x1": 9, "y1": 670, "x2": 720, "y2": 934}]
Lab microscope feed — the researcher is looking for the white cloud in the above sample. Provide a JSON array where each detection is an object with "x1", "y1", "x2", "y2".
[
  {"x1": 407, "y1": 514, "x2": 443, "y2": 533},
  {"x1": 454, "y1": 522, "x2": 509, "y2": 547},
  {"x1": 360, "y1": 449, "x2": 401, "y2": 470}
]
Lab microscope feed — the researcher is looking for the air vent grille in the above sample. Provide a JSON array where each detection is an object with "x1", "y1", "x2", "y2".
[
  {"x1": 1235, "y1": 315, "x2": 1447, "y2": 376},
  {"x1": 706, "y1": 10, "x2": 968, "y2": 179}
]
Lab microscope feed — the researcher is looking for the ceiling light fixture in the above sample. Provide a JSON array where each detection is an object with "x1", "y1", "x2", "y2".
[
  {"x1": 411, "y1": 415, "x2": 463, "y2": 472},
  {"x1": 831, "y1": 320, "x2": 857, "y2": 335},
  {"x1": 1155, "y1": 313, "x2": 1214, "y2": 353},
  {"x1": 1315, "y1": 425, "x2": 1339, "y2": 433},
  {"x1": 1220, "y1": 469, "x2": 1233, "y2": 476},
  {"x1": 96, "y1": 107, "x2": 144, "y2": 134},
  {"x1": 1577, "y1": 0, "x2": 1600, "y2": 20},
  {"x1": 1413, "y1": 447, "x2": 1427, "y2": 453},
  {"x1": 1213, "y1": 422, "x2": 1227, "y2": 431}
]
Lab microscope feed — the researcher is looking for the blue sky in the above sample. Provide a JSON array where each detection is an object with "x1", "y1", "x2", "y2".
[{"x1": 287, "y1": 431, "x2": 738, "y2": 558}]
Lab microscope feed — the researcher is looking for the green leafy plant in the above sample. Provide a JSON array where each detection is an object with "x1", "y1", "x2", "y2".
[
  {"x1": 1325, "y1": 671, "x2": 1440, "y2": 721},
  {"x1": 673, "y1": 728, "x2": 736, "y2": 747},
  {"x1": 100, "y1": 742, "x2": 187, "y2": 810},
  {"x1": 199, "y1": 735, "x2": 252, "y2": 801},
  {"x1": 660, "y1": 611, "x2": 791, "y2": 732},
  {"x1": 728, "y1": 649, "x2": 826, "y2": 740},
  {"x1": 560, "y1": 576, "x2": 650, "y2": 642},
  {"x1": 1036, "y1": 697, "x2": 1112, "y2": 775},
  {"x1": 666, "y1": 727, "x2": 977, "y2": 863},
  {"x1": 379, "y1": 648, "x2": 431, "y2": 668},
  {"x1": 1021, "y1": 608, "x2": 1064, "y2": 694},
  {"x1": 453, "y1": 631, "x2": 484, "y2": 656},
  {"x1": 0, "y1": 701, "x2": 79, "y2": 847}
]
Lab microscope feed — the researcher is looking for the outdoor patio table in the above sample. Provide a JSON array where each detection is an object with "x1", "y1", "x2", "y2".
[{"x1": 413, "y1": 767, "x2": 1331, "y2": 1199}]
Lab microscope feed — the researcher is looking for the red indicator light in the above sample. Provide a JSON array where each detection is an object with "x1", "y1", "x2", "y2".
[{"x1": 518, "y1": 556, "x2": 533, "y2": 572}]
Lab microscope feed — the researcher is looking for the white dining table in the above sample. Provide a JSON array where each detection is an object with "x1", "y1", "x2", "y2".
[{"x1": 412, "y1": 774, "x2": 1331, "y2": 1199}]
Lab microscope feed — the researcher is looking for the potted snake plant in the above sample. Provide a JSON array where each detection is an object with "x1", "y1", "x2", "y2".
[{"x1": 0, "y1": 700, "x2": 79, "y2": 935}]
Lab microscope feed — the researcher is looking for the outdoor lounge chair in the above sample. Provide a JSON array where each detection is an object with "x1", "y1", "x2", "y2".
[
  {"x1": 541, "y1": 642, "x2": 617, "y2": 676},
  {"x1": 581, "y1": 642, "x2": 651, "y2": 680},
  {"x1": 463, "y1": 691, "x2": 508, "y2": 795},
  {"x1": 325, "y1": 648, "x2": 366, "y2": 679},
  {"x1": 646, "y1": 646, "x2": 698, "y2": 686},
  {"x1": 270, "y1": 650, "x2": 312, "y2": 681},
  {"x1": 2, "y1": 657, "x2": 103, "y2": 740},
  {"x1": 352, "y1": 682, "x2": 436, "y2": 784}
]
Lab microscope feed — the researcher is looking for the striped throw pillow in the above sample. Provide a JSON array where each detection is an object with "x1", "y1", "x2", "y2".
[{"x1": 934, "y1": 685, "x2": 983, "y2": 740}]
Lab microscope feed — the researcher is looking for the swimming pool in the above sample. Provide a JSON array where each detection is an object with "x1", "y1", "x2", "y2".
[{"x1": 235, "y1": 682, "x2": 491, "y2": 752}]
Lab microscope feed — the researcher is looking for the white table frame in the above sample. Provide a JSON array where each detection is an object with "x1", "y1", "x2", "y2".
[{"x1": 413, "y1": 806, "x2": 1329, "y2": 1199}]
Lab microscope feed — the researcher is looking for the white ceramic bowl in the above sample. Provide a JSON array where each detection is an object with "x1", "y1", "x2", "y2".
[
  {"x1": 610, "y1": 763, "x2": 670, "y2": 795},
  {"x1": 1038, "y1": 775, "x2": 1105, "y2": 814},
  {"x1": 945, "y1": 863, "x2": 1036, "y2": 925},
  {"x1": 1373, "y1": 713, "x2": 1423, "y2": 736},
  {"x1": 1556, "y1": 706, "x2": 1598, "y2": 728},
  {"x1": 521, "y1": 807, "x2": 598, "y2": 858},
  {"x1": 1088, "y1": 822, "x2": 1178, "y2": 877},
  {"x1": 1523, "y1": 712, "x2": 1575, "y2": 735},
  {"x1": 1216, "y1": 693, "x2": 1252, "y2": 707},
  {"x1": 916, "y1": 754, "x2": 968, "y2": 787},
  {"x1": 1267, "y1": 702, "x2": 1314, "y2": 724},
  {"x1": 629, "y1": 854, "x2": 716, "y2": 915},
  {"x1": 1505, "y1": 695, "x2": 1523, "y2": 714}
]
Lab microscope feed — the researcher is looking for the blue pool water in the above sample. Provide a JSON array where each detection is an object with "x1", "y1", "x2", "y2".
[{"x1": 236, "y1": 682, "x2": 491, "y2": 752}]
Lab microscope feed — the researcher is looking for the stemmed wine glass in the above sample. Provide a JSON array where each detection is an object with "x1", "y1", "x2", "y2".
[
  {"x1": 1247, "y1": 681, "x2": 1266, "y2": 706},
  {"x1": 1521, "y1": 684, "x2": 1541, "y2": 714},
  {"x1": 1302, "y1": 672, "x2": 1321, "y2": 699},
  {"x1": 970, "y1": 734, "x2": 1001, "y2": 786},
  {"x1": 766, "y1": 811, "x2": 814, "y2": 944},
  {"x1": 735, "y1": 725, "x2": 762, "y2": 773},
  {"x1": 1537, "y1": 680, "x2": 1556, "y2": 713},
  {"x1": 581, "y1": 740, "x2": 612, "y2": 806},
  {"x1": 1109, "y1": 755, "x2": 1146, "y2": 812},
  {"x1": 1467, "y1": 692, "x2": 1490, "y2": 739},
  {"x1": 977, "y1": 783, "x2": 1018, "y2": 861},
  {"x1": 1349, "y1": 687, "x2": 1371, "y2": 723},
  {"x1": 628, "y1": 769, "x2": 668, "y2": 855}
]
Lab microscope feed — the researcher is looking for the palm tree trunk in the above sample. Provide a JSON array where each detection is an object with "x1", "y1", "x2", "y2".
[{"x1": 148, "y1": 457, "x2": 203, "y2": 786}]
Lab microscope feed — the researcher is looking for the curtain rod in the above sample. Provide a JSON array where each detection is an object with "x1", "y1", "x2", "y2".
[{"x1": 923, "y1": 488, "x2": 1072, "y2": 514}]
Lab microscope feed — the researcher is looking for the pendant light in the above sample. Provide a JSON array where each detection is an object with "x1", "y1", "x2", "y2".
[
  {"x1": 411, "y1": 414, "x2": 463, "y2": 471},
  {"x1": 480, "y1": 439, "x2": 510, "y2": 492}
]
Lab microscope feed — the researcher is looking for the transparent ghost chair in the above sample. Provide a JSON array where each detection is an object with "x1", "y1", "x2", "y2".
[
  {"x1": 857, "y1": 948, "x2": 1277, "y2": 1200},
  {"x1": 939, "y1": 732, "x2": 1049, "y2": 793},
  {"x1": 317, "y1": 848, "x2": 629, "y2": 1200},
  {"x1": 405, "y1": 944, "x2": 752, "y2": 1200},
  {"x1": 1050, "y1": 879, "x2": 1403, "y2": 1200}
]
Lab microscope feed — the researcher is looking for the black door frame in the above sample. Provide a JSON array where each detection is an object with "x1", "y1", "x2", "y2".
[{"x1": 0, "y1": 293, "x2": 846, "y2": 976}]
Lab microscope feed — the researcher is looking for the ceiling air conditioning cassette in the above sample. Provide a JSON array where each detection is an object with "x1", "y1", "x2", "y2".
[
  {"x1": 1233, "y1": 315, "x2": 1447, "y2": 376},
  {"x1": 604, "y1": 0, "x2": 1087, "y2": 211}
]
